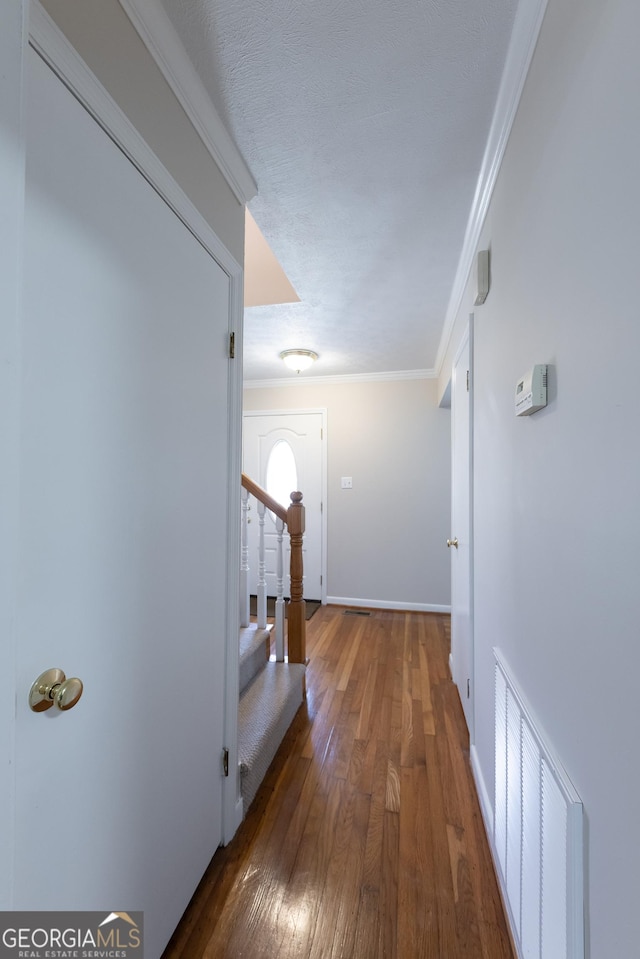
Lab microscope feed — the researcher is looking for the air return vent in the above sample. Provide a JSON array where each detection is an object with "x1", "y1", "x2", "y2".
[{"x1": 494, "y1": 649, "x2": 584, "y2": 959}]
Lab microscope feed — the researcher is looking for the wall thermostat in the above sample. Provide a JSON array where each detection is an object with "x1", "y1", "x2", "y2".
[
  {"x1": 474, "y1": 249, "x2": 490, "y2": 305},
  {"x1": 515, "y1": 364, "x2": 547, "y2": 416}
]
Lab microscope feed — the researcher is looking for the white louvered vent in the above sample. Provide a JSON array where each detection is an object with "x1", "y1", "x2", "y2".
[{"x1": 494, "y1": 649, "x2": 584, "y2": 959}]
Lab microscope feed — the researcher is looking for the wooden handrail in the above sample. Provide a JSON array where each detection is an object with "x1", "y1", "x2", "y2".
[{"x1": 241, "y1": 472, "x2": 287, "y2": 523}]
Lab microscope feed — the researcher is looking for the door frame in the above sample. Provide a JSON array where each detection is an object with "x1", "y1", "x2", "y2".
[
  {"x1": 243, "y1": 408, "x2": 328, "y2": 605},
  {"x1": 450, "y1": 317, "x2": 475, "y2": 742},
  {"x1": 3, "y1": 3, "x2": 246, "y2": 888},
  {"x1": 0, "y1": 0, "x2": 27, "y2": 910}
]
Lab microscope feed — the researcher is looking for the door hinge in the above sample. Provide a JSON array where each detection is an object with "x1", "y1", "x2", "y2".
[
  {"x1": 467, "y1": 678, "x2": 471, "y2": 699},
  {"x1": 229, "y1": 332, "x2": 235, "y2": 359},
  {"x1": 466, "y1": 370, "x2": 470, "y2": 392},
  {"x1": 222, "y1": 747, "x2": 229, "y2": 777}
]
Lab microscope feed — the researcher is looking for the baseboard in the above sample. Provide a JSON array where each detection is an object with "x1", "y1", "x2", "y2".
[
  {"x1": 470, "y1": 745, "x2": 492, "y2": 837},
  {"x1": 221, "y1": 789, "x2": 245, "y2": 847},
  {"x1": 234, "y1": 796, "x2": 244, "y2": 831},
  {"x1": 326, "y1": 596, "x2": 451, "y2": 613}
]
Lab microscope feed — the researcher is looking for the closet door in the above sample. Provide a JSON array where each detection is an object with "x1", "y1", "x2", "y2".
[{"x1": 12, "y1": 47, "x2": 230, "y2": 957}]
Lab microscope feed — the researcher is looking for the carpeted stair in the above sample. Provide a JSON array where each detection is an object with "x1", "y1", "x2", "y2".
[{"x1": 238, "y1": 624, "x2": 305, "y2": 815}]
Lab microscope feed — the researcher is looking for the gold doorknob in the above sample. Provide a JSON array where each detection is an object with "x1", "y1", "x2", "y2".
[
  {"x1": 29, "y1": 668, "x2": 84, "y2": 713},
  {"x1": 447, "y1": 538, "x2": 459, "y2": 549}
]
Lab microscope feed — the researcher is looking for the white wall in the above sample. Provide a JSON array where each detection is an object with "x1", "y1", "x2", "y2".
[
  {"x1": 244, "y1": 378, "x2": 451, "y2": 610},
  {"x1": 447, "y1": 0, "x2": 640, "y2": 955},
  {"x1": 40, "y1": 0, "x2": 245, "y2": 263}
]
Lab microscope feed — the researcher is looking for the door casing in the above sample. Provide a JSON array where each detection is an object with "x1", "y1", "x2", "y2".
[{"x1": 450, "y1": 319, "x2": 475, "y2": 740}]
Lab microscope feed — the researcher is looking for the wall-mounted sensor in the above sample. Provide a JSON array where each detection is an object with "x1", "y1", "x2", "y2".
[
  {"x1": 515, "y1": 364, "x2": 548, "y2": 416},
  {"x1": 474, "y1": 249, "x2": 490, "y2": 305}
]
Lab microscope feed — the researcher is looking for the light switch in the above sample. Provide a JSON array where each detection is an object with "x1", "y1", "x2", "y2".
[{"x1": 341, "y1": 476, "x2": 353, "y2": 489}]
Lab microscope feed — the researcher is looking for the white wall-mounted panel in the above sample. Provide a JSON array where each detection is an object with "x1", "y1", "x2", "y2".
[
  {"x1": 494, "y1": 650, "x2": 583, "y2": 959},
  {"x1": 494, "y1": 665, "x2": 508, "y2": 879},
  {"x1": 521, "y1": 722, "x2": 542, "y2": 959},
  {"x1": 506, "y1": 687, "x2": 523, "y2": 936}
]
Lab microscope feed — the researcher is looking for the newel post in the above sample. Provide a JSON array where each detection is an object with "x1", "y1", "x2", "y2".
[{"x1": 287, "y1": 491, "x2": 306, "y2": 664}]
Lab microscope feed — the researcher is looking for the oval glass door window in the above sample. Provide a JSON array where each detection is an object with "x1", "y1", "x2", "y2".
[{"x1": 266, "y1": 439, "x2": 298, "y2": 517}]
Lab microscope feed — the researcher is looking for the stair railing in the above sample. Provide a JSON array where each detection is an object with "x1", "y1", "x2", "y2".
[{"x1": 240, "y1": 473, "x2": 306, "y2": 664}]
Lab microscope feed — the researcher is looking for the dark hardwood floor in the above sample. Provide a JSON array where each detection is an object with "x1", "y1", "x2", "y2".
[{"x1": 162, "y1": 606, "x2": 514, "y2": 959}]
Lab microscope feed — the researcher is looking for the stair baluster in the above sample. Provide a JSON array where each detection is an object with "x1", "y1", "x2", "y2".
[
  {"x1": 256, "y1": 499, "x2": 267, "y2": 629},
  {"x1": 240, "y1": 486, "x2": 250, "y2": 628},
  {"x1": 274, "y1": 516, "x2": 285, "y2": 661}
]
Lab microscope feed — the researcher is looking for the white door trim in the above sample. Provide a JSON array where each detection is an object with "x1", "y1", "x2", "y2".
[
  {"x1": 451, "y1": 317, "x2": 475, "y2": 741},
  {"x1": 26, "y1": 1, "x2": 244, "y2": 846},
  {"x1": 0, "y1": 0, "x2": 28, "y2": 912},
  {"x1": 243, "y1": 409, "x2": 328, "y2": 605},
  {"x1": 223, "y1": 274, "x2": 244, "y2": 841}
]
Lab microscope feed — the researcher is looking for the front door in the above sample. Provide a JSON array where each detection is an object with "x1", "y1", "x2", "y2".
[
  {"x1": 450, "y1": 323, "x2": 474, "y2": 738},
  {"x1": 243, "y1": 411, "x2": 325, "y2": 602},
  {"x1": 11, "y1": 48, "x2": 230, "y2": 958}
]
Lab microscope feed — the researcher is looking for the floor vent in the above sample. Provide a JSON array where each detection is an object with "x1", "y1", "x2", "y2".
[
  {"x1": 343, "y1": 609, "x2": 371, "y2": 616},
  {"x1": 494, "y1": 648, "x2": 584, "y2": 959}
]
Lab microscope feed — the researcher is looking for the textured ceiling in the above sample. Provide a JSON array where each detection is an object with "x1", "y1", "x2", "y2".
[{"x1": 160, "y1": 0, "x2": 520, "y2": 382}]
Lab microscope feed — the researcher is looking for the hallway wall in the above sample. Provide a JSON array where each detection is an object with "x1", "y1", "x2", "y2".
[{"x1": 444, "y1": 0, "x2": 640, "y2": 954}]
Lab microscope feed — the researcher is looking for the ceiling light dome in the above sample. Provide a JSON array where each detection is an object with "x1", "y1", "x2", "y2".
[{"x1": 280, "y1": 349, "x2": 318, "y2": 373}]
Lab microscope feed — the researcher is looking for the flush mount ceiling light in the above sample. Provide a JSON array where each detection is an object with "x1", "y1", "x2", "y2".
[{"x1": 279, "y1": 349, "x2": 318, "y2": 373}]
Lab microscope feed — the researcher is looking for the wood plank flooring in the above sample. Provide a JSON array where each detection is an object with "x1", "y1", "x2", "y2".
[{"x1": 162, "y1": 606, "x2": 514, "y2": 959}]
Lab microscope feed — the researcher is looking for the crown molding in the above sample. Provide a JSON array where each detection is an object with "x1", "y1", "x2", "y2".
[
  {"x1": 244, "y1": 368, "x2": 437, "y2": 390},
  {"x1": 118, "y1": 0, "x2": 257, "y2": 204},
  {"x1": 435, "y1": 0, "x2": 550, "y2": 377}
]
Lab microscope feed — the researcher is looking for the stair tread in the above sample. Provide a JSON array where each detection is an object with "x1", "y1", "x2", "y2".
[
  {"x1": 238, "y1": 662, "x2": 305, "y2": 813},
  {"x1": 239, "y1": 623, "x2": 271, "y2": 694},
  {"x1": 239, "y1": 622, "x2": 271, "y2": 652}
]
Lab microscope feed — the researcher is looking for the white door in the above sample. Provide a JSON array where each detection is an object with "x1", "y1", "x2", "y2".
[
  {"x1": 243, "y1": 411, "x2": 325, "y2": 602},
  {"x1": 450, "y1": 323, "x2": 474, "y2": 738},
  {"x1": 12, "y1": 48, "x2": 230, "y2": 957}
]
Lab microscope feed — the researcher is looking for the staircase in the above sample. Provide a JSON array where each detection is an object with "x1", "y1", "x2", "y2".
[
  {"x1": 238, "y1": 623, "x2": 305, "y2": 814},
  {"x1": 237, "y1": 475, "x2": 308, "y2": 816}
]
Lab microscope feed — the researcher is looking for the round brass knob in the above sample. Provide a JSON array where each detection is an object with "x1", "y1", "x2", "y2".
[
  {"x1": 29, "y1": 668, "x2": 84, "y2": 712},
  {"x1": 55, "y1": 676, "x2": 83, "y2": 711},
  {"x1": 447, "y1": 538, "x2": 459, "y2": 549}
]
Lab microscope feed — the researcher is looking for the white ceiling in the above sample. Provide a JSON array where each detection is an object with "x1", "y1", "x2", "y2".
[{"x1": 159, "y1": 0, "x2": 520, "y2": 383}]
